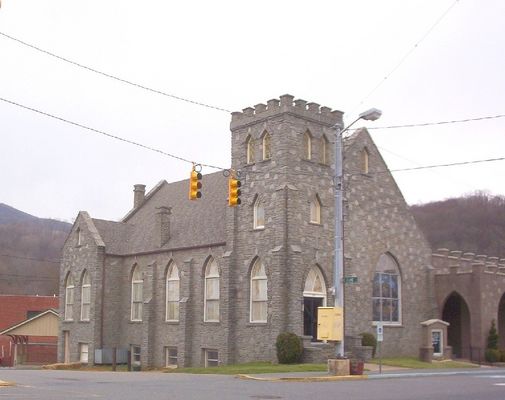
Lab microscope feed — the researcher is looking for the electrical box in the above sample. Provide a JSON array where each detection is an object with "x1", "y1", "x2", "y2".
[{"x1": 317, "y1": 306, "x2": 343, "y2": 341}]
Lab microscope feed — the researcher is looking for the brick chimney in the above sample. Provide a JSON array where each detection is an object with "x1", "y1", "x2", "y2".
[{"x1": 133, "y1": 184, "x2": 146, "y2": 208}]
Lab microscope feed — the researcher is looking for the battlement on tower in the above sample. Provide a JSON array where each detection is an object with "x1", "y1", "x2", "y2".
[
  {"x1": 432, "y1": 248, "x2": 505, "y2": 276},
  {"x1": 230, "y1": 94, "x2": 343, "y2": 130}
]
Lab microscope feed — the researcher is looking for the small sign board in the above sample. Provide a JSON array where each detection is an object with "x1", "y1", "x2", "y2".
[
  {"x1": 344, "y1": 275, "x2": 358, "y2": 284},
  {"x1": 376, "y1": 323, "x2": 384, "y2": 342}
]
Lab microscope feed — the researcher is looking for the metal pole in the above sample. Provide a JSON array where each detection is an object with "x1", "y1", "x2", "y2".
[{"x1": 334, "y1": 122, "x2": 344, "y2": 357}]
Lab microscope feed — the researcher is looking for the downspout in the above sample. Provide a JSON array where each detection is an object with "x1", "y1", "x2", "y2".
[
  {"x1": 100, "y1": 248, "x2": 105, "y2": 349},
  {"x1": 283, "y1": 185, "x2": 289, "y2": 331}
]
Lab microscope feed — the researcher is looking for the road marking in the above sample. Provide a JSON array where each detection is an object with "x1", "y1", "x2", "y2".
[{"x1": 494, "y1": 383, "x2": 505, "y2": 386}]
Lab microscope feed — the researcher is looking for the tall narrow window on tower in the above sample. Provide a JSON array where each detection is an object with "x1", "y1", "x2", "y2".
[
  {"x1": 250, "y1": 259, "x2": 268, "y2": 323},
  {"x1": 303, "y1": 131, "x2": 312, "y2": 160},
  {"x1": 246, "y1": 135, "x2": 255, "y2": 164},
  {"x1": 310, "y1": 195, "x2": 321, "y2": 224},
  {"x1": 64, "y1": 273, "x2": 75, "y2": 321},
  {"x1": 262, "y1": 131, "x2": 271, "y2": 160},
  {"x1": 253, "y1": 196, "x2": 265, "y2": 229},
  {"x1": 321, "y1": 135, "x2": 329, "y2": 165}
]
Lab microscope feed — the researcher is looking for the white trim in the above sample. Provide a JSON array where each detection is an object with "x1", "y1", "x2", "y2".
[
  {"x1": 253, "y1": 197, "x2": 265, "y2": 230},
  {"x1": 80, "y1": 270, "x2": 91, "y2": 321},
  {"x1": 131, "y1": 266, "x2": 143, "y2": 322},
  {"x1": 250, "y1": 259, "x2": 268, "y2": 323},
  {"x1": 165, "y1": 263, "x2": 180, "y2": 322},
  {"x1": 204, "y1": 258, "x2": 220, "y2": 322}
]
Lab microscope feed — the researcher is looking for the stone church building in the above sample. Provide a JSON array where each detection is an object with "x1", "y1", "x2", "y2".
[{"x1": 59, "y1": 94, "x2": 462, "y2": 368}]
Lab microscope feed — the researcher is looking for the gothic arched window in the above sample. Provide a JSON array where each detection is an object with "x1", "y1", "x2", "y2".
[
  {"x1": 166, "y1": 262, "x2": 180, "y2": 321},
  {"x1": 204, "y1": 258, "x2": 220, "y2": 322},
  {"x1": 246, "y1": 135, "x2": 255, "y2": 164},
  {"x1": 372, "y1": 253, "x2": 401, "y2": 324},
  {"x1": 250, "y1": 259, "x2": 268, "y2": 322},
  {"x1": 303, "y1": 131, "x2": 312, "y2": 160},
  {"x1": 262, "y1": 132, "x2": 271, "y2": 160},
  {"x1": 64, "y1": 273, "x2": 75, "y2": 321},
  {"x1": 131, "y1": 265, "x2": 143, "y2": 321},
  {"x1": 80, "y1": 270, "x2": 91, "y2": 321}
]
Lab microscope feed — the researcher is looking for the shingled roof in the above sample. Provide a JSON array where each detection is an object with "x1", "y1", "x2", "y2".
[{"x1": 91, "y1": 171, "x2": 228, "y2": 255}]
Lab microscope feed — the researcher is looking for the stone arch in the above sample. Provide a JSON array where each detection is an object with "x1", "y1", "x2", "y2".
[
  {"x1": 499, "y1": 292, "x2": 505, "y2": 349},
  {"x1": 441, "y1": 291, "x2": 471, "y2": 358},
  {"x1": 302, "y1": 265, "x2": 327, "y2": 341}
]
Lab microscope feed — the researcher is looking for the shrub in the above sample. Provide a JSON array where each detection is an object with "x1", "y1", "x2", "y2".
[
  {"x1": 500, "y1": 349, "x2": 505, "y2": 363},
  {"x1": 361, "y1": 332, "x2": 377, "y2": 358},
  {"x1": 485, "y1": 348, "x2": 500, "y2": 363},
  {"x1": 487, "y1": 320, "x2": 499, "y2": 350},
  {"x1": 276, "y1": 332, "x2": 303, "y2": 364}
]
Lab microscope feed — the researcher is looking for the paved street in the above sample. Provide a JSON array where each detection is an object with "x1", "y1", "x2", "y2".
[{"x1": 1, "y1": 369, "x2": 505, "y2": 400}]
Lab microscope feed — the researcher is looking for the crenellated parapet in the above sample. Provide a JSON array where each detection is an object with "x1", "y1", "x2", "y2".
[
  {"x1": 432, "y1": 248, "x2": 505, "y2": 276},
  {"x1": 230, "y1": 94, "x2": 343, "y2": 130}
]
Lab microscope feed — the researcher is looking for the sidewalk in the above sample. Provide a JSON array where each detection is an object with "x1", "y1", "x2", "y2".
[{"x1": 237, "y1": 363, "x2": 501, "y2": 382}]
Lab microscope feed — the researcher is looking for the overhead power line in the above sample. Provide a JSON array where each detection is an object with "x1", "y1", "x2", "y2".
[
  {"x1": 0, "y1": 253, "x2": 60, "y2": 264},
  {"x1": 0, "y1": 96, "x2": 227, "y2": 171},
  {"x1": 0, "y1": 31, "x2": 231, "y2": 113},
  {"x1": 351, "y1": 0, "x2": 460, "y2": 115},
  {"x1": 368, "y1": 114, "x2": 505, "y2": 130}
]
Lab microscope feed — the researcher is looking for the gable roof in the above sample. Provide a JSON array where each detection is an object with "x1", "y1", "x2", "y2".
[
  {"x1": 89, "y1": 171, "x2": 228, "y2": 255},
  {"x1": 0, "y1": 309, "x2": 59, "y2": 337}
]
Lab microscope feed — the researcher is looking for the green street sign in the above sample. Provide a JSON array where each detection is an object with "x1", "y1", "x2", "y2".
[{"x1": 344, "y1": 276, "x2": 358, "y2": 284}]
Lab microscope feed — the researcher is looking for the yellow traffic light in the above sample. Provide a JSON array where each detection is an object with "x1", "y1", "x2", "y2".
[
  {"x1": 228, "y1": 177, "x2": 241, "y2": 206},
  {"x1": 189, "y1": 169, "x2": 202, "y2": 200}
]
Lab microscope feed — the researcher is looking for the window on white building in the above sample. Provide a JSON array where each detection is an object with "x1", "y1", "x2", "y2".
[
  {"x1": 204, "y1": 258, "x2": 220, "y2": 322},
  {"x1": 372, "y1": 253, "x2": 401, "y2": 324},
  {"x1": 131, "y1": 265, "x2": 143, "y2": 321},
  {"x1": 166, "y1": 262, "x2": 180, "y2": 322},
  {"x1": 80, "y1": 270, "x2": 91, "y2": 321},
  {"x1": 250, "y1": 259, "x2": 268, "y2": 323},
  {"x1": 64, "y1": 273, "x2": 74, "y2": 321}
]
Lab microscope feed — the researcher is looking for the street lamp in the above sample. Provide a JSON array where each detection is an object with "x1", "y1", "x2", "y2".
[{"x1": 333, "y1": 108, "x2": 382, "y2": 357}]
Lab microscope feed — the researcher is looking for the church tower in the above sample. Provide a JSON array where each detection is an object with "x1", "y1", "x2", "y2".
[{"x1": 226, "y1": 94, "x2": 342, "y2": 363}]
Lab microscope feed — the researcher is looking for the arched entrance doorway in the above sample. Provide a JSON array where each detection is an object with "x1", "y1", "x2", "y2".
[
  {"x1": 499, "y1": 293, "x2": 505, "y2": 349},
  {"x1": 442, "y1": 292, "x2": 471, "y2": 359},
  {"x1": 303, "y1": 266, "x2": 327, "y2": 341}
]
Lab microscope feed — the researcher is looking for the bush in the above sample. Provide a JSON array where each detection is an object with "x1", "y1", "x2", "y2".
[
  {"x1": 485, "y1": 348, "x2": 501, "y2": 363},
  {"x1": 487, "y1": 320, "x2": 499, "y2": 350},
  {"x1": 361, "y1": 332, "x2": 377, "y2": 358},
  {"x1": 500, "y1": 349, "x2": 505, "y2": 362},
  {"x1": 276, "y1": 332, "x2": 303, "y2": 364}
]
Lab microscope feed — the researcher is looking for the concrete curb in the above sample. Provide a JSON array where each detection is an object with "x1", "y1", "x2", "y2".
[
  {"x1": 0, "y1": 380, "x2": 15, "y2": 387},
  {"x1": 236, "y1": 374, "x2": 368, "y2": 382}
]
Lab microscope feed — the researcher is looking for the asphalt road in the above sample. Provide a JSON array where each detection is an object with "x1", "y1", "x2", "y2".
[{"x1": 1, "y1": 369, "x2": 505, "y2": 400}]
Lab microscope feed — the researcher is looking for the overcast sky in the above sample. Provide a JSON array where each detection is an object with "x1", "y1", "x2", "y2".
[{"x1": 1, "y1": 0, "x2": 504, "y2": 222}]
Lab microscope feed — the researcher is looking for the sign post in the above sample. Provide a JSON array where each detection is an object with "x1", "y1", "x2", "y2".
[{"x1": 376, "y1": 323, "x2": 384, "y2": 374}]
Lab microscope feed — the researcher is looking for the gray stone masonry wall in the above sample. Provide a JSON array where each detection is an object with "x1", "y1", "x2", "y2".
[
  {"x1": 433, "y1": 249, "x2": 505, "y2": 360},
  {"x1": 229, "y1": 95, "x2": 341, "y2": 363},
  {"x1": 342, "y1": 129, "x2": 436, "y2": 356},
  {"x1": 59, "y1": 212, "x2": 104, "y2": 364}
]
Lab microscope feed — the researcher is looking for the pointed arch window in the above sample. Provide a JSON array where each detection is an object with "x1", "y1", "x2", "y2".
[
  {"x1": 250, "y1": 259, "x2": 268, "y2": 322},
  {"x1": 304, "y1": 266, "x2": 327, "y2": 301},
  {"x1": 361, "y1": 147, "x2": 370, "y2": 174},
  {"x1": 80, "y1": 270, "x2": 91, "y2": 321},
  {"x1": 321, "y1": 135, "x2": 329, "y2": 165},
  {"x1": 246, "y1": 136, "x2": 255, "y2": 164},
  {"x1": 310, "y1": 195, "x2": 321, "y2": 224},
  {"x1": 253, "y1": 196, "x2": 265, "y2": 229},
  {"x1": 303, "y1": 131, "x2": 312, "y2": 160},
  {"x1": 131, "y1": 265, "x2": 143, "y2": 321},
  {"x1": 64, "y1": 273, "x2": 75, "y2": 321},
  {"x1": 372, "y1": 253, "x2": 401, "y2": 324},
  {"x1": 204, "y1": 258, "x2": 220, "y2": 322},
  {"x1": 166, "y1": 262, "x2": 180, "y2": 321},
  {"x1": 262, "y1": 132, "x2": 271, "y2": 160}
]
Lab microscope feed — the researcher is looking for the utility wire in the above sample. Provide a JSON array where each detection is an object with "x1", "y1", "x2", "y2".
[
  {"x1": 0, "y1": 96, "x2": 228, "y2": 171},
  {"x1": 367, "y1": 114, "x2": 505, "y2": 130},
  {"x1": 350, "y1": 0, "x2": 460, "y2": 115},
  {"x1": 0, "y1": 253, "x2": 60, "y2": 264},
  {"x1": 0, "y1": 31, "x2": 231, "y2": 113}
]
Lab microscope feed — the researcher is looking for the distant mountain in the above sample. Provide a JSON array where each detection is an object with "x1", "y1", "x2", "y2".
[
  {"x1": 411, "y1": 193, "x2": 505, "y2": 258},
  {"x1": 0, "y1": 204, "x2": 71, "y2": 296}
]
